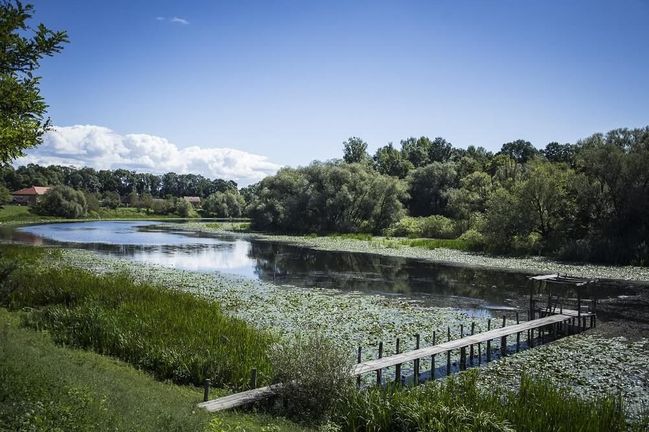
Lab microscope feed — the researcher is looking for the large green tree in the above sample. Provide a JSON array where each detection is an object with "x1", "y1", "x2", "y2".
[{"x1": 1, "y1": 1, "x2": 68, "y2": 163}]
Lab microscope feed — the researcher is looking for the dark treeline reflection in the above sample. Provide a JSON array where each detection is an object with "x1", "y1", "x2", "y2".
[{"x1": 247, "y1": 242, "x2": 635, "y2": 304}]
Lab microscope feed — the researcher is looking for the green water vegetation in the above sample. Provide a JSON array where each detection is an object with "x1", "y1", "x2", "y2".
[{"x1": 0, "y1": 246, "x2": 274, "y2": 389}]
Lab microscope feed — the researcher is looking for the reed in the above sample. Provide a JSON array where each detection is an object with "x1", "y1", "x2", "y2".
[
  {"x1": 335, "y1": 370, "x2": 635, "y2": 432},
  {"x1": 0, "y1": 246, "x2": 274, "y2": 390}
]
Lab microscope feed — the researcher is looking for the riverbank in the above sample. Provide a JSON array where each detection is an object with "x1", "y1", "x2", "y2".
[
  {"x1": 166, "y1": 222, "x2": 649, "y2": 283},
  {"x1": 48, "y1": 247, "x2": 649, "y2": 420},
  {"x1": 0, "y1": 308, "x2": 309, "y2": 432}
]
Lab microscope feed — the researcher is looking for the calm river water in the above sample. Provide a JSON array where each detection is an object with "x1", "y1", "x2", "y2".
[{"x1": 0, "y1": 221, "x2": 640, "y2": 314}]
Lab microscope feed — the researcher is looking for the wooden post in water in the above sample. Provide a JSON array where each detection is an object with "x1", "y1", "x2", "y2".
[
  {"x1": 203, "y1": 379, "x2": 211, "y2": 402},
  {"x1": 394, "y1": 338, "x2": 401, "y2": 384},
  {"x1": 516, "y1": 312, "x2": 521, "y2": 352},
  {"x1": 446, "y1": 326, "x2": 452, "y2": 376},
  {"x1": 414, "y1": 334, "x2": 420, "y2": 385},
  {"x1": 486, "y1": 319, "x2": 492, "y2": 362},
  {"x1": 469, "y1": 322, "x2": 475, "y2": 365},
  {"x1": 500, "y1": 315, "x2": 507, "y2": 357},
  {"x1": 356, "y1": 346, "x2": 362, "y2": 388},
  {"x1": 377, "y1": 342, "x2": 383, "y2": 386},
  {"x1": 459, "y1": 325, "x2": 466, "y2": 370},
  {"x1": 431, "y1": 331, "x2": 436, "y2": 380}
]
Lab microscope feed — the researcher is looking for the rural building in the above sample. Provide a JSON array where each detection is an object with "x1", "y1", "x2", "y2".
[
  {"x1": 11, "y1": 186, "x2": 51, "y2": 206},
  {"x1": 183, "y1": 196, "x2": 201, "y2": 207}
]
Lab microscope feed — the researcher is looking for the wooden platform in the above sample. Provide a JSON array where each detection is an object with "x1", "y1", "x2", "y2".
[
  {"x1": 198, "y1": 384, "x2": 279, "y2": 412},
  {"x1": 352, "y1": 313, "x2": 568, "y2": 375},
  {"x1": 197, "y1": 310, "x2": 589, "y2": 412}
]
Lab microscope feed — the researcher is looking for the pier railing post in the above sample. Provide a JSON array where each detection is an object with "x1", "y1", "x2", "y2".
[
  {"x1": 516, "y1": 312, "x2": 520, "y2": 352},
  {"x1": 446, "y1": 327, "x2": 451, "y2": 376},
  {"x1": 500, "y1": 315, "x2": 507, "y2": 357},
  {"x1": 377, "y1": 342, "x2": 383, "y2": 386},
  {"x1": 486, "y1": 319, "x2": 492, "y2": 362},
  {"x1": 431, "y1": 331, "x2": 436, "y2": 380},
  {"x1": 469, "y1": 322, "x2": 475, "y2": 365},
  {"x1": 203, "y1": 378, "x2": 211, "y2": 402},
  {"x1": 414, "y1": 334, "x2": 420, "y2": 385},
  {"x1": 394, "y1": 338, "x2": 401, "y2": 384},
  {"x1": 356, "y1": 346, "x2": 362, "y2": 388}
]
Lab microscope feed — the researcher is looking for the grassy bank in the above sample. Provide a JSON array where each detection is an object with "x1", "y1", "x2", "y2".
[
  {"x1": 0, "y1": 245, "x2": 274, "y2": 389},
  {"x1": 0, "y1": 204, "x2": 195, "y2": 225},
  {"x1": 0, "y1": 308, "x2": 309, "y2": 432}
]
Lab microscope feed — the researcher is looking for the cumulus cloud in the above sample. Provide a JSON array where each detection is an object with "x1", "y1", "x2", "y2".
[{"x1": 15, "y1": 125, "x2": 281, "y2": 186}]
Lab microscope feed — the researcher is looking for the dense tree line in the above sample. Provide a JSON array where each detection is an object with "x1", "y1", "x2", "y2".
[
  {"x1": 0, "y1": 164, "x2": 237, "y2": 198},
  {"x1": 247, "y1": 126, "x2": 649, "y2": 265}
]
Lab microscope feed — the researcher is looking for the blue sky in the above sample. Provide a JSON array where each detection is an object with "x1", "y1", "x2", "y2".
[{"x1": 22, "y1": 0, "x2": 649, "y2": 184}]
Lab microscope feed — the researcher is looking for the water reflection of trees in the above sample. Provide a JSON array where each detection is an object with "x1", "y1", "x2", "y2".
[{"x1": 248, "y1": 241, "x2": 534, "y2": 303}]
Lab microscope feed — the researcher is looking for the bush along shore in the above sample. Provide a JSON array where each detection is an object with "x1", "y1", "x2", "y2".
[{"x1": 1, "y1": 244, "x2": 648, "y2": 431}]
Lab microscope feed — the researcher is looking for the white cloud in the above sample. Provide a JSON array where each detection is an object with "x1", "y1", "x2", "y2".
[
  {"x1": 170, "y1": 16, "x2": 189, "y2": 25},
  {"x1": 155, "y1": 16, "x2": 189, "y2": 25},
  {"x1": 15, "y1": 125, "x2": 281, "y2": 186}
]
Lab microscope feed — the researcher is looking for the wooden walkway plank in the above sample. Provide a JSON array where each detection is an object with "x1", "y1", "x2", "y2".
[
  {"x1": 352, "y1": 314, "x2": 568, "y2": 375},
  {"x1": 198, "y1": 385, "x2": 279, "y2": 412}
]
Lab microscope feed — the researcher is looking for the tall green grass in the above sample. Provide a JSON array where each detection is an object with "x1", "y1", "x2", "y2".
[
  {"x1": 0, "y1": 246, "x2": 274, "y2": 390},
  {"x1": 335, "y1": 370, "x2": 636, "y2": 432}
]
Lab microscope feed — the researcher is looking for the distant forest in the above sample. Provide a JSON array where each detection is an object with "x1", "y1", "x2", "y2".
[{"x1": 0, "y1": 165, "x2": 237, "y2": 198}]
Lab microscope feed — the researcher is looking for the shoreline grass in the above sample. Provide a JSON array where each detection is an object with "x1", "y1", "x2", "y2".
[
  {"x1": 0, "y1": 245, "x2": 274, "y2": 390},
  {"x1": 0, "y1": 308, "x2": 310, "y2": 432}
]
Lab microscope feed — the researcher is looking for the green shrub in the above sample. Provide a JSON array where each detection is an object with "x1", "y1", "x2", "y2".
[
  {"x1": 175, "y1": 199, "x2": 198, "y2": 218},
  {"x1": 387, "y1": 215, "x2": 458, "y2": 239},
  {"x1": 458, "y1": 229, "x2": 486, "y2": 251},
  {"x1": 269, "y1": 335, "x2": 354, "y2": 424},
  {"x1": 33, "y1": 185, "x2": 87, "y2": 218}
]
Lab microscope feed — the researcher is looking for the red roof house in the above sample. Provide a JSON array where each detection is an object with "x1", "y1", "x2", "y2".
[{"x1": 12, "y1": 186, "x2": 51, "y2": 205}]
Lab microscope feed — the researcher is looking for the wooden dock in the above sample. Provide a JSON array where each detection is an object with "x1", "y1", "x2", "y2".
[
  {"x1": 198, "y1": 310, "x2": 593, "y2": 412},
  {"x1": 351, "y1": 313, "x2": 569, "y2": 376},
  {"x1": 197, "y1": 273, "x2": 601, "y2": 412}
]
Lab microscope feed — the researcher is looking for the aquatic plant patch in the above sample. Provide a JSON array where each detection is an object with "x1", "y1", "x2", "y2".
[{"x1": 477, "y1": 334, "x2": 649, "y2": 421}]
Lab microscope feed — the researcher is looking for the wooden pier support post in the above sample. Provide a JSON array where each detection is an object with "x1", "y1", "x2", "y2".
[
  {"x1": 377, "y1": 342, "x2": 383, "y2": 386},
  {"x1": 394, "y1": 338, "x2": 401, "y2": 384},
  {"x1": 446, "y1": 326, "x2": 452, "y2": 376},
  {"x1": 500, "y1": 315, "x2": 507, "y2": 357},
  {"x1": 516, "y1": 312, "x2": 521, "y2": 352},
  {"x1": 431, "y1": 331, "x2": 436, "y2": 380},
  {"x1": 486, "y1": 319, "x2": 492, "y2": 362},
  {"x1": 414, "y1": 334, "x2": 420, "y2": 385},
  {"x1": 203, "y1": 379, "x2": 211, "y2": 402},
  {"x1": 469, "y1": 322, "x2": 475, "y2": 365},
  {"x1": 250, "y1": 368, "x2": 257, "y2": 389},
  {"x1": 356, "y1": 346, "x2": 362, "y2": 388}
]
